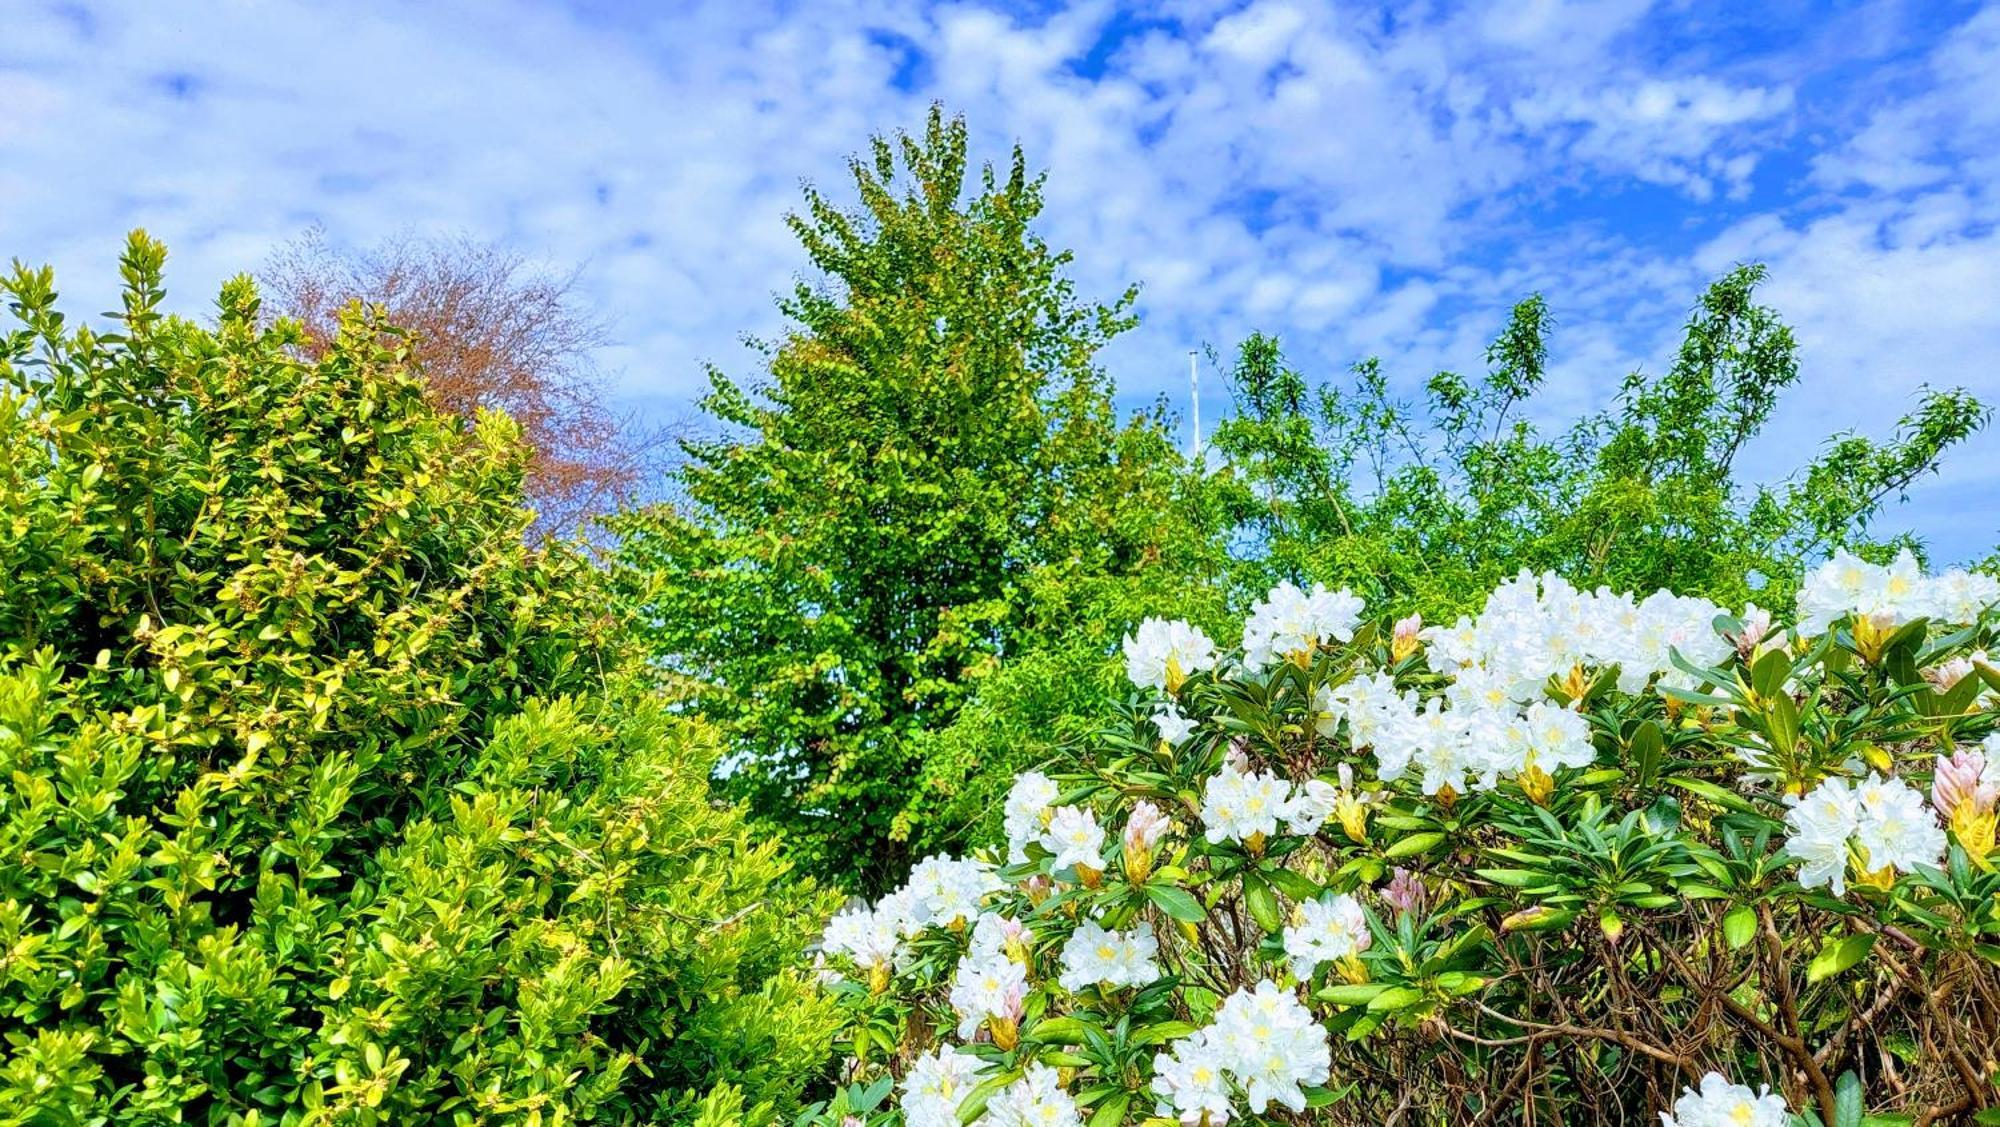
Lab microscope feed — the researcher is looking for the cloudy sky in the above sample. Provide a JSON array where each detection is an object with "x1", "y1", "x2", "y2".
[{"x1": 5, "y1": 0, "x2": 1998, "y2": 557}]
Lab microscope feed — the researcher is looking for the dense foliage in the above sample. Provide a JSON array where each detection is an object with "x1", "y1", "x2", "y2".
[
  {"x1": 0, "y1": 236, "x2": 834, "y2": 1123},
  {"x1": 609, "y1": 114, "x2": 1990, "y2": 893},
  {"x1": 848, "y1": 272, "x2": 1990, "y2": 880},
  {"x1": 812, "y1": 558, "x2": 2000, "y2": 1125},
  {"x1": 607, "y1": 109, "x2": 1214, "y2": 891}
]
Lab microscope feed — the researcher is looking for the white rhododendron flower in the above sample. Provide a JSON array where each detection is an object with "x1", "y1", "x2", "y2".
[
  {"x1": 1521, "y1": 700, "x2": 1596, "y2": 772},
  {"x1": 948, "y1": 949, "x2": 1026, "y2": 1040},
  {"x1": 1315, "y1": 670, "x2": 1411, "y2": 747},
  {"x1": 1417, "y1": 570, "x2": 1728, "y2": 698},
  {"x1": 820, "y1": 901, "x2": 902, "y2": 973},
  {"x1": 1209, "y1": 981, "x2": 1331, "y2": 1114},
  {"x1": 1852, "y1": 773, "x2": 1948, "y2": 875},
  {"x1": 968, "y1": 912, "x2": 1032, "y2": 963},
  {"x1": 1282, "y1": 892, "x2": 1371, "y2": 980},
  {"x1": 900, "y1": 1045, "x2": 991, "y2": 1127},
  {"x1": 1124, "y1": 800, "x2": 1171, "y2": 854},
  {"x1": 1151, "y1": 1027, "x2": 1234, "y2": 1125},
  {"x1": 1931, "y1": 569, "x2": 2000, "y2": 624},
  {"x1": 986, "y1": 1063, "x2": 1082, "y2": 1127},
  {"x1": 1658, "y1": 1071, "x2": 1789, "y2": 1127},
  {"x1": 1240, "y1": 581, "x2": 1365, "y2": 672},
  {"x1": 1123, "y1": 617, "x2": 1218, "y2": 691},
  {"x1": 1284, "y1": 777, "x2": 1338, "y2": 835},
  {"x1": 1796, "y1": 548, "x2": 2000, "y2": 635},
  {"x1": 1057, "y1": 919, "x2": 1161, "y2": 991},
  {"x1": 1042, "y1": 805, "x2": 1108, "y2": 873},
  {"x1": 1152, "y1": 703, "x2": 1199, "y2": 745},
  {"x1": 1786, "y1": 773, "x2": 1944, "y2": 895},
  {"x1": 1004, "y1": 771, "x2": 1059, "y2": 863},
  {"x1": 1785, "y1": 776, "x2": 1861, "y2": 895},
  {"x1": 1200, "y1": 762, "x2": 1296, "y2": 844},
  {"x1": 899, "y1": 854, "x2": 1002, "y2": 932}
]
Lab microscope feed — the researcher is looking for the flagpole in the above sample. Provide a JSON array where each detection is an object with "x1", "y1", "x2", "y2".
[{"x1": 1189, "y1": 350, "x2": 1201, "y2": 461}]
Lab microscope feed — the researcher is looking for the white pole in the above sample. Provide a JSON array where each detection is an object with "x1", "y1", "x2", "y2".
[{"x1": 1189, "y1": 350, "x2": 1201, "y2": 461}]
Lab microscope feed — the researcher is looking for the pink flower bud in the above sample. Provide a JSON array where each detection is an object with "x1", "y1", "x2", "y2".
[
  {"x1": 1383, "y1": 867, "x2": 1426, "y2": 917},
  {"x1": 1925, "y1": 657, "x2": 1976, "y2": 692},
  {"x1": 1933, "y1": 749, "x2": 1999, "y2": 821},
  {"x1": 1124, "y1": 800, "x2": 1170, "y2": 854},
  {"x1": 1225, "y1": 740, "x2": 1252, "y2": 774},
  {"x1": 1393, "y1": 613, "x2": 1423, "y2": 644}
]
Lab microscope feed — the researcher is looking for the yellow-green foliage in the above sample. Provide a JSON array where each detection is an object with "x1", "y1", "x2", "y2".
[{"x1": 0, "y1": 233, "x2": 836, "y2": 1123}]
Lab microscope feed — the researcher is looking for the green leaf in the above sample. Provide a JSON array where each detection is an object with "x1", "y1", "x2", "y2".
[
  {"x1": 1833, "y1": 1071, "x2": 1863, "y2": 1127},
  {"x1": 1143, "y1": 884, "x2": 1204, "y2": 923},
  {"x1": 1385, "y1": 831, "x2": 1446, "y2": 859},
  {"x1": 1751, "y1": 647, "x2": 1793, "y2": 702},
  {"x1": 1722, "y1": 905, "x2": 1757, "y2": 950},
  {"x1": 1806, "y1": 933, "x2": 1876, "y2": 984},
  {"x1": 1316, "y1": 982, "x2": 1389, "y2": 1007},
  {"x1": 1365, "y1": 985, "x2": 1425, "y2": 1012},
  {"x1": 1243, "y1": 872, "x2": 1282, "y2": 934},
  {"x1": 1087, "y1": 1092, "x2": 1129, "y2": 1127}
]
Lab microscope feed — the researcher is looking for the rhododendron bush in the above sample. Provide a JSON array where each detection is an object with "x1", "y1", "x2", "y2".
[{"x1": 807, "y1": 554, "x2": 2000, "y2": 1125}]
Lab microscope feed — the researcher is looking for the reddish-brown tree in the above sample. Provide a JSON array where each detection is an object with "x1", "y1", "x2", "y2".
[{"x1": 263, "y1": 228, "x2": 661, "y2": 537}]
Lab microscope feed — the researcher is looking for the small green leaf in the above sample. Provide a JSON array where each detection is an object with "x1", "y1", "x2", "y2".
[
  {"x1": 1385, "y1": 832, "x2": 1445, "y2": 859},
  {"x1": 1144, "y1": 884, "x2": 1204, "y2": 923},
  {"x1": 1806, "y1": 933, "x2": 1876, "y2": 983},
  {"x1": 1243, "y1": 873, "x2": 1282, "y2": 934},
  {"x1": 1722, "y1": 905, "x2": 1757, "y2": 950},
  {"x1": 1365, "y1": 985, "x2": 1424, "y2": 1012}
]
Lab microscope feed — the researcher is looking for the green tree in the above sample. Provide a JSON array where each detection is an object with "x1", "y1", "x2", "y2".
[
  {"x1": 1209, "y1": 265, "x2": 1991, "y2": 618},
  {"x1": 0, "y1": 234, "x2": 835, "y2": 1123},
  {"x1": 607, "y1": 108, "x2": 1203, "y2": 891}
]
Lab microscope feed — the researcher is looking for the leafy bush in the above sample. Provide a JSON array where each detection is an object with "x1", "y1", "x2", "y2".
[
  {"x1": 0, "y1": 235, "x2": 835, "y2": 1123},
  {"x1": 811, "y1": 555, "x2": 2000, "y2": 1124}
]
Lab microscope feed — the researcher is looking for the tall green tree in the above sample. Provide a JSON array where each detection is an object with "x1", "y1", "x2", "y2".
[{"x1": 607, "y1": 108, "x2": 1206, "y2": 891}]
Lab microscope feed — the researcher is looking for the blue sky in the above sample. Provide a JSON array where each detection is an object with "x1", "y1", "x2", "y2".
[{"x1": 4, "y1": 0, "x2": 1998, "y2": 559}]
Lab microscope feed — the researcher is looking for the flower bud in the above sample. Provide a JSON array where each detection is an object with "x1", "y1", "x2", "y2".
[
  {"x1": 1382, "y1": 867, "x2": 1426, "y2": 918},
  {"x1": 1933, "y1": 749, "x2": 1999, "y2": 866},
  {"x1": 1391, "y1": 613, "x2": 1423, "y2": 661},
  {"x1": 1518, "y1": 759, "x2": 1555, "y2": 807},
  {"x1": 1121, "y1": 801, "x2": 1170, "y2": 884}
]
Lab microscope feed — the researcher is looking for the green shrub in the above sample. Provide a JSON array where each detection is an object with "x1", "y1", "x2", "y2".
[
  {"x1": 0, "y1": 234, "x2": 835, "y2": 1123},
  {"x1": 814, "y1": 562, "x2": 2000, "y2": 1125}
]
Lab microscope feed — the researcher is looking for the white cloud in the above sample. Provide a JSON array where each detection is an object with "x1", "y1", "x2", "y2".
[{"x1": 1, "y1": 0, "x2": 1995, "y2": 556}]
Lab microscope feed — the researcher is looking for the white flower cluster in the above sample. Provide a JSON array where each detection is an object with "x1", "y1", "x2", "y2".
[
  {"x1": 1785, "y1": 773, "x2": 1946, "y2": 896},
  {"x1": 1123, "y1": 618, "x2": 1219, "y2": 691},
  {"x1": 903, "y1": 1052, "x2": 1084, "y2": 1127},
  {"x1": 1057, "y1": 920, "x2": 1161, "y2": 991},
  {"x1": 1199, "y1": 761, "x2": 1335, "y2": 843},
  {"x1": 1796, "y1": 548, "x2": 2000, "y2": 636},
  {"x1": 948, "y1": 945, "x2": 1027, "y2": 1039},
  {"x1": 1003, "y1": 773, "x2": 1114, "y2": 873},
  {"x1": 1281, "y1": 892, "x2": 1371, "y2": 981},
  {"x1": 1425, "y1": 570, "x2": 1731, "y2": 697},
  {"x1": 1151, "y1": 981, "x2": 1332, "y2": 1123},
  {"x1": 1306, "y1": 570, "x2": 1728, "y2": 796},
  {"x1": 820, "y1": 854, "x2": 1002, "y2": 978},
  {"x1": 1319, "y1": 670, "x2": 1598, "y2": 797},
  {"x1": 987, "y1": 1063, "x2": 1082, "y2": 1127},
  {"x1": 1658, "y1": 1071, "x2": 1789, "y2": 1127},
  {"x1": 1003, "y1": 771, "x2": 1061, "y2": 863},
  {"x1": 901, "y1": 1045, "x2": 993, "y2": 1127},
  {"x1": 1240, "y1": 581, "x2": 1365, "y2": 673},
  {"x1": 819, "y1": 900, "x2": 902, "y2": 975}
]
